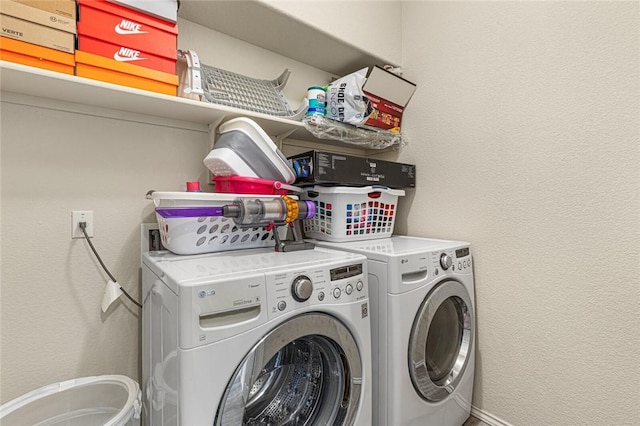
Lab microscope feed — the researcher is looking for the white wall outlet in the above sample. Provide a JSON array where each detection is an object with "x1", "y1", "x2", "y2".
[{"x1": 72, "y1": 210, "x2": 94, "y2": 239}]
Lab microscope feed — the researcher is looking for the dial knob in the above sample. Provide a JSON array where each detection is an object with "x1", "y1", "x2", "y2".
[
  {"x1": 440, "y1": 253, "x2": 453, "y2": 270},
  {"x1": 291, "y1": 276, "x2": 313, "y2": 302}
]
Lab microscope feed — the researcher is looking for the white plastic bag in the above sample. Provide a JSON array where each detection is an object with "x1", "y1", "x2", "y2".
[{"x1": 325, "y1": 68, "x2": 374, "y2": 126}]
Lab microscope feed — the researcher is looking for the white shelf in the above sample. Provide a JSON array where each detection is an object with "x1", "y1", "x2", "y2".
[
  {"x1": 0, "y1": 61, "x2": 313, "y2": 140},
  {"x1": 177, "y1": 1, "x2": 395, "y2": 77},
  {"x1": 1, "y1": 61, "x2": 398, "y2": 153}
]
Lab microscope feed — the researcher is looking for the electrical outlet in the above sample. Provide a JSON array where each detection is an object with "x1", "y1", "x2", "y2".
[
  {"x1": 72, "y1": 210, "x2": 94, "y2": 239},
  {"x1": 141, "y1": 223, "x2": 164, "y2": 253}
]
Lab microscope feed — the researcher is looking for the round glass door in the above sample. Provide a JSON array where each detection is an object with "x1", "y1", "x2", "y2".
[
  {"x1": 408, "y1": 280, "x2": 474, "y2": 402},
  {"x1": 215, "y1": 313, "x2": 363, "y2": 425}
]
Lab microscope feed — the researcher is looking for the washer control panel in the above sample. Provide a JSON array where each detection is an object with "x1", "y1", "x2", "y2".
[
  {"x1": 266, "y1": 262, "x2": 367, "y2": 319},
  {"x1": 453, "y1": 247, "x2": 473, "y2": 273},
  {"x1": 430, "y1": 247, "x2": 473, "y2": 276}
]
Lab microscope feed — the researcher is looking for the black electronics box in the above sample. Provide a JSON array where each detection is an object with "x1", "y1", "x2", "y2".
[{"x1": 288, "y1": 150, "x2": 415, "y2": 188}]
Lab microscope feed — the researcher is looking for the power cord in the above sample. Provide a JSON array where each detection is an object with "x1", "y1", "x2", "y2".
[{"x1": 79, "y1": 221, "x2": 142, "y2": 309}]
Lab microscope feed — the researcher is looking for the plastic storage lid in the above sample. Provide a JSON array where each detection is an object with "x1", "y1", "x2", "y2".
[
  {"x1": 304, "y1": 185, "x2": 405, "y2": 197},
  {"x1": 0, "y1": 375, "x2": 141, "y2": 426},
  {"x1": 204, "y1": 117, "x2": 296, "y2": 184}
]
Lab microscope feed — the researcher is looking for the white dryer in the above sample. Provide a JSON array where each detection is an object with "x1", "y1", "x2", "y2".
[
  {"x1": 141, "y1": 247, "x2": 372, "y2": 426},
  {"x1": 315, "y1": 236, "x2": 475, "y2": 426}
]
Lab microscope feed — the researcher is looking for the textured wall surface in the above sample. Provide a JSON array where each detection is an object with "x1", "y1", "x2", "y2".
[
  {"x1": 399, "y1": 2, "x2": 640, "y2": 425},
  {"x1": 0, "y1": 102, "x2": 210, "y2": 401}
]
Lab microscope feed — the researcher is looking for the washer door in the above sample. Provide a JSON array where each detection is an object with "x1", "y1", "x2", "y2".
[
  {"x1": 215, "y1": 313, "x2": 362, "y2": 426},
  {"x1": 408, "y1": 279, "x2": 474, "y2": 402}
]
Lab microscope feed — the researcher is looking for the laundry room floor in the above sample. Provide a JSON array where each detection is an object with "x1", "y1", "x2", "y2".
[{"x1": 463, "y1": 416, "x2": 490, "y2": 426}]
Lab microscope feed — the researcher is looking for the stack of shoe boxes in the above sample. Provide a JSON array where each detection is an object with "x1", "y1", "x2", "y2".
[
  {"x1": 75, "y1": 0, "x2": 179, "y2": 95},
  {"x1": 0, "y1": 0, "x2": 76, "y2": 74}
]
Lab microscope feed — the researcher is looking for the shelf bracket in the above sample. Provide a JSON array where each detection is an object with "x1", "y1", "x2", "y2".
[{"x1": 275, "y1": 129, "x2": 296, "y2": 150}]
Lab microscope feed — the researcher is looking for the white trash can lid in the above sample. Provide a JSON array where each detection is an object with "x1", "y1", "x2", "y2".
[{"x1": 0, "y1": 375, "x2": 141, "y2": 426}]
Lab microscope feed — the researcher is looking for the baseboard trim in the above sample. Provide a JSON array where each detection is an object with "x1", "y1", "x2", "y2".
[{"x1": 470, "y1": 406, "x2": 514, "y2": 426}]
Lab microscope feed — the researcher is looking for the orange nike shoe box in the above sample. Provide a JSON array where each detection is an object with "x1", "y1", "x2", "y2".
[
  {"x1": 77, "y1": 35, "x2": 175, "y2": 74},
  {"x1": 75, "y1": 50, "x2": 178, "y2": 96},
  {"x1": 1, "y1": 37, "x2": 75, "y2": 74},
  {"x1": 77, "y1": 0, "x2": 177, "y2": 61}
]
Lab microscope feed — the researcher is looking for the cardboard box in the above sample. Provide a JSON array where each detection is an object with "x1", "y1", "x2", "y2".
[
  {"x1": 77, "y1": 0, "x2": 177, "y2": 60},
  {"x1": 1, "y1": 36, "x2": 75, "y2": 74},
  {"x1": 362, "y1": 65, "x2": 416, "y2": 133},
  {"x1": 78, "y1": 35, "x2": 176, "y2": 73},
  {"x1": 106, "y1": 0, "x2": 178, "y2": 23},
  {"x1": 8, "y1": 0, "x2": 76, "y2": 20},
  {"x1": 1, "y1": 0, "x2": 76, "y2": 33},
  {"x1": 0, "y1": 14, "x2": 74, "y2": 52},
  {"x1": 288, "y1": 150, "x2": 416, "y2": 189},
  {"x1": 75, "y1": 50, "x2": 178, "y2": 96}
]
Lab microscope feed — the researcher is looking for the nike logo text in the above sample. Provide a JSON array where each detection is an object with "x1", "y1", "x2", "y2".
[
  {"x1": 113, "y1": 47, "x2": 147, "y2": 62},
  {"x1": 114, "y1": 19, "x2": 147, "y2": 35}
]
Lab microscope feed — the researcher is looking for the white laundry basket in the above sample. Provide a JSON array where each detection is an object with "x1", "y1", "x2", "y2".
[
  {"x1": 301, "y1": 185, "x2": 405, "y2": 242},
  {"x1": 149, "y1": 191, "x2": 288, "y2": 255},
  {"x1": 0, "y1": 375, "x2": 141, "y2": 426}
]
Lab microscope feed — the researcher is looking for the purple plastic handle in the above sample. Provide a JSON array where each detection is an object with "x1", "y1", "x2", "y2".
[
  {"x1": 156, "y1": 201, "x2": 315, "y2": 221},
  {"x1": 303, "y1": 200, "x2": 316, "y2": 219},
  {"x1": 156, "y1": 207, "x2": 224, "y2": 218}
]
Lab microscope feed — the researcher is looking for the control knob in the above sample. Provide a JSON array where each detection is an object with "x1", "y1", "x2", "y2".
[
  {"x1": 440, "y1": 253, "x2": 453, "y2": 270},
  {"x1": 291, "y1": 276, "x2": 313, "y2": 302}
]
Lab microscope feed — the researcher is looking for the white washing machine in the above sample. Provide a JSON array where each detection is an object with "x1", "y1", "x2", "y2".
[
  {"x1": 315, "y1": 236, "x2": 475, "y2": 426},
  {"x1": 141, "y1": 247, "x2": 372, "y2": 426}
]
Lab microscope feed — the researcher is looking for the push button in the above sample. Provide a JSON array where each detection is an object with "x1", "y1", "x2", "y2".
[
  {"x1": 332, "y1": 288, "x2": 341, "y2": 299},
  {"x1": 345, "y1": 284, "x2": 353, "y2": 295},
  {"x1": 356, "y1": 280, "x2": 364, "y2": 291},
  {"x1": 277, "y1": 301, "x2": 287, "y2": 311}
]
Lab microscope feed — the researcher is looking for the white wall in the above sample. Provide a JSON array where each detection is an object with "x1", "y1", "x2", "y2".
[
  {"x1": 399, "y1": 2, "x2": 640, "y2": 425},
  {"x1": 0, "y1": 101, "x2": 210, "y2": 401}
]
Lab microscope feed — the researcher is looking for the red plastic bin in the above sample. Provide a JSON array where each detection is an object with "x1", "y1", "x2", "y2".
[{"x1": 213, "y1": 176, "x2": 300, "y2": 195}]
